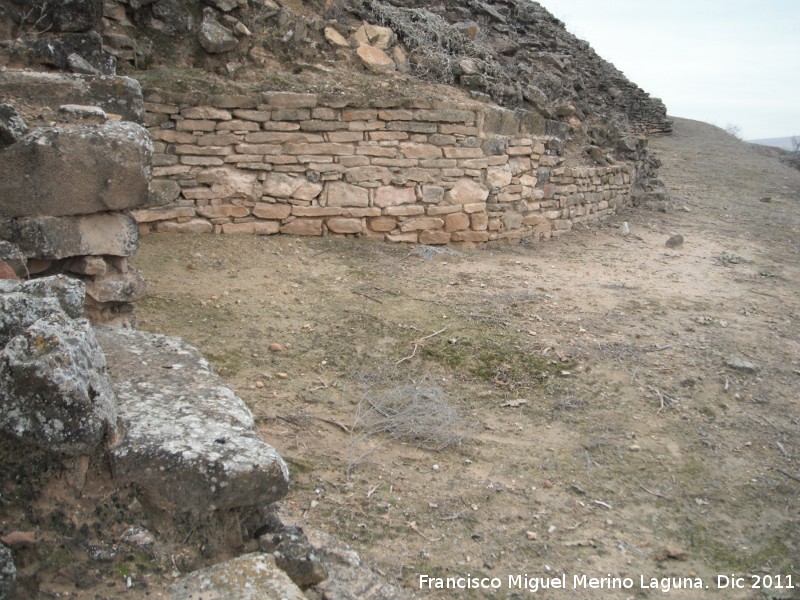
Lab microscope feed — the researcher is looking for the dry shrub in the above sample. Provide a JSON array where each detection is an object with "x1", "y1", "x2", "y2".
[{"x1": 347, "y1": 370, "x2": 469, "y2": 478}]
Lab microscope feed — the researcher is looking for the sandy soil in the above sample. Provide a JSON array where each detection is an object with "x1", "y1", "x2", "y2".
[
  {"x1": 5, "y1": 117, "x2": 797, "y2": 598},
  {"x1": 126, "y1": 117, "x2": 800, "y2": 599}
]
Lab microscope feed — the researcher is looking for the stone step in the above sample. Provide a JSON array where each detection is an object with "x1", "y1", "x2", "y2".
[{"x1": 94, "y1": 326, "x2": 289, "y2": 512}]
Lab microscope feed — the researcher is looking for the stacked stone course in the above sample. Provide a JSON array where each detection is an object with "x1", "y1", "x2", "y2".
[{"x1": 137, "y1": 91, "x2": 633, "y2": 244}]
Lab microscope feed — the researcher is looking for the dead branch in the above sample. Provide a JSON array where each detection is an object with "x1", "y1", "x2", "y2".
[
  {"x1": 396, "y1": 327, "x2": 447, "y2": 365},
  {"x1": 639, "y1": 484, "x2": 670, "y2": 500}
]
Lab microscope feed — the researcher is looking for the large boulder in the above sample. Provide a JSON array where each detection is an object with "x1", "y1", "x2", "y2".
[
  {"x1": 0, "y1": 277, "x2": 118, "y2": 456},
  {"x1": 0, "y1": 121, "x2": 153, "y2": 218},
  {"x1": 95, "y1": 327, "x2": 290, "y2": 512}
]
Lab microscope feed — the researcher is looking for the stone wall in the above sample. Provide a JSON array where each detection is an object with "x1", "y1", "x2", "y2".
[{"x1": 136, "y1": 90, "x2": 633, "y2": 244}]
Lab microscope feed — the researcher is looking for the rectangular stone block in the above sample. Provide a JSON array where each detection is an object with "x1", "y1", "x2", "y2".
[
  {"x1": 419, "y1": 230, "x2": 451, "y2": 245},
  {"x1": 235, "y1": 144, "x2": 282, "y2": 155},
  {"x1": 384, "y1": 205, "x2": 425, "y2": 216},
  {"x1": 400, "y1": 143, "x2": 442, "y2": 159},
  {"x1": 208, "y1": 94, "x2": 259, "y2": 109},
  {"x1": 299, "y1": 121, "x2": 349, "y2": 132},
  {"x1": 280, "y1": 219, "x2": 323, "y2": 235},
  {"x1": 216, "y1": 120, "x2": 260, "y2": 131},
  {"x1": 232, "y1": 109, "x2": 272, "y2": 122},
  {"x1": 222, "y1": 221, "x2": 280, "y2": 234},
  {"x1": 271, "y1": 109, "x2": 311, "y2": 121},
  {"x1": 326, "y1": 217, "x2": 363, "y2": 233},
  {"x1": 415, "y1": 110, "x2": 475, "y2": 123},
  {"x1": 175, "y1": 119, "x2": 217, "y2": 132},
  {"x1": 400, "y1": 217, "x2": 443, "y2": 232},
  {"x1": 386, "y1": 121, "x2": 437, "y2": 133},
  {"x1": 12, "y1": 213, "x2": 139, "y2": 259},
  {"x1": 342, "y1": 109, "x2": 378, "y2": 121},
  {"x1": 181, "y1": 107, "x2": 232, "y2": 120}
]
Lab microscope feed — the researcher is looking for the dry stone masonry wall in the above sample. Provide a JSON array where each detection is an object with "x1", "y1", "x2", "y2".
[{"x1": 137, "y1": 91, "x2": 633, "y2": 244}]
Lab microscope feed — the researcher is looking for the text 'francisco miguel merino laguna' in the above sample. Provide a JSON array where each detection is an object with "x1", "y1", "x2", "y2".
[{"x1": 419, "y1": 573, "x2": 706, "y2": 593}]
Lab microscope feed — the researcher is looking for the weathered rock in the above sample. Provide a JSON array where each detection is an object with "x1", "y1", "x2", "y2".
[
  {"x1": 50, "y1": 0, "x2": 103, "y2": 32},
  {"x1": 169, "y1": 553, "x2": 305, "y2": 600},
  {"x1": 0, "y1": 104, "x2": 27, "y2": 149},
  {"x1": 58, "y1": 104, "x2": 107, "y2": 124},
  {"x1": 84, "y1": 268, "x2": 147, "y2": 304},
  {"x1": 356, "y1": 44, "x2": 395, "y2": 73},
  {"x1": 0, "y1": 71, "x2": 144, "y2": 123},
  {"x1": 305, "y1": 530, "x2": 410, "y2": 600},
  {"x1": 23, "y1": 32, "x2": 116, "y2": 76},
  {"x1": 152, "y1": 0, "x2": 194, "y2": 34},
  {"x1": 486, "y1": 164, "x2": 513, "y2": 189},
  {"x1": 665, "y1": 234, "x2": 684, "y2": 248},
  {"x1": 324, "y1": 26, "x2": 349, "y2": 47},
  {"x1": 95, "y1": 327, "x2": 290, "y2": 511},
  {"x1": 258, "y1": 526, "x2": 328, "y2": 589},
  {"x1": 199, "y1": 12, "x2": 238, "y2": 54},
  {"x1": 445, "y1": 179, "x2": 489, "y2": 204},
  {"x1": 726, "y1": 357, "x2": 758, "y2": 374},
  {"x1": 351, "y1": 23, "x2": 394, "y2": 50},
  {"x1": 148, "y1": 179, "x2": 182, "y2": 206},
  {"x1": 0, "y1": 543, "x2": 15, "y2": 600},
  {"x1": 0, "y1": 302, "x2": 117, "y2": 456},
  {"x1": 66, "y1": 52, "x2": 98, "y2": 74},
  {"x1": 0, "y1": 276, "x2": 86, "y2": 330},
  {"x1": 0, "y1": 242, "x2": 26, "y2": 279},
  {"x1": 9, "y1": 212, "x2": 140, "y2": 260},
  {"x1": 325, "y1": 181, "x2": 369, "y2": 207},
  {"x1": 0, "y1": 121, "x2": 153, "y2": 218}
]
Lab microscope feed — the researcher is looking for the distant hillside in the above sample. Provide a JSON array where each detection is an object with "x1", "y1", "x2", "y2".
[{"x1": 748, "y1": 136, "x2": 798, "y2": 151}]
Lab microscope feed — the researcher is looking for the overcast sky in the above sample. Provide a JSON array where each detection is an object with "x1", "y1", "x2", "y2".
[{"x1": 536, "y1": 0, "x2": 800, "y2": 140}]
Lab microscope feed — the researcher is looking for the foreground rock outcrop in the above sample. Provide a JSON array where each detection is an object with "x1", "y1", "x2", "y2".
[
  {"x1": 96, "y1": 326, "x2": 290, "y2": 512},
  {"x1": 0, "y1": 276, "x2": 117, "y2": 455}
]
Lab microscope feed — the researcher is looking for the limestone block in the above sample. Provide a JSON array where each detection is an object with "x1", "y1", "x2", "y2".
[
  {"x1": 281, "y1": 219, "x2": 323, "y2": 236},
  {"x1": 10, "y1": 212, "x2": 139, "y2": 260},
  {"x1": 96, "y1": 327, "x2": 289, "y2": 511},
  {"x1": 181, "y1": 106, "x2": 232, "y2": 120},
  {"x1": 84, "y1": 268, "x2": 147, "y2": 304},
  {"x1": 169, "y1": 553, "x2": 305, "y2": 600},
  {"x1": 0, "y1": 122, "x2": 152, "y2": 218},
  {"x1": 400, "y1": 143, "x2": 442, "y2": 159},
  {"x1": 293, "y1": 182, "x2": 324, "y2": 201},
  {"x1": 132, "y1": 206, "x2": 195, "y2": 223},
  {"x1": 374, "y1": 186, "x2": 416, "y2": 208},
  {"x1": 419, "y1": 230, "x2": 450, "y2": 245},
  {"x1": 327, "y1": 218, "x2": 363, "y2": 234},
  {"x1": 445, "y1": 179, "x2": 489, "y2": 204},
  {"x1": 0, "y1": 275, "x2": 85, "y2": 336},
  {"x1": 262, "y1": 173, "x2": 304, "y2": 198},
  {"x1": 197, "y1": 205, "x2": 250, "y2": 219},
  {"x1": 486, "y1": 165, "x2": 514, "y2": 190},
  {"x1": 356, "y1": 45, "x2": 395, "y2": 74},
  {"x1": 369, "y1": 216, "x2": 397, "y2": 232},
  {"x1": 325, "y1": 182, "x2": 369, "y2": 207},
  {"x1": 154, "y1": 219, "x2": 213, "y2": 234},
  {"x1": 222, "y1": 221, "x2": 280, "y2": 235},
  {"x1": 345, "y1": 166, "x2": 392, "y2": 185},
  {"x1": 444, "y1": 212, "x2": 470, "y2": 232},
  {"x1": 253, "y1": 203, "x2": 292, "y2": 220},
  {"x1": 0, "y1": 309, "x2": 117, "y2": 456},
  {"x1": 400, "y1": 217, "x2": 443, "y2": 232},
  {"x1": 385, "y1": 205, "x2": 424, "y2": 217}
]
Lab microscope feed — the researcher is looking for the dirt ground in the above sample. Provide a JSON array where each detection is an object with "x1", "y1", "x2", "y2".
[
  {"x1": 127, "y1": 117, "x2": 800, "y2": 598},
  {"x1": 7, "y1": 117, "x2": 789, "y2": 599}
]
